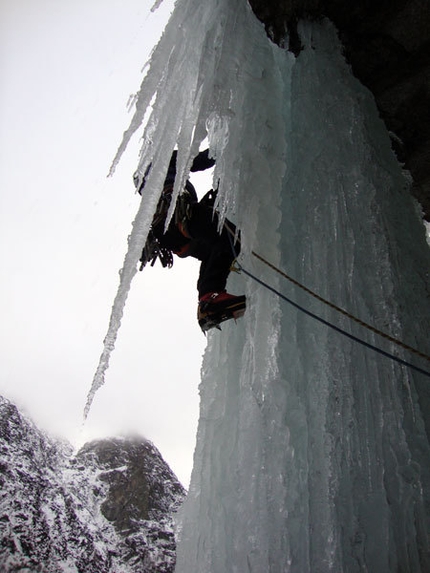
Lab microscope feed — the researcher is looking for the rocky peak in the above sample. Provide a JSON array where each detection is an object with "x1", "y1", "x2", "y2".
[{"x1": 76, "y1": 437, "x2": 185, "y2": 534}]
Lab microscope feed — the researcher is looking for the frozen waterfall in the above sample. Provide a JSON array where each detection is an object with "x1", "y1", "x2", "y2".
[{"x1": 97, "y1": 0, "x2": 430, "y2": 570}]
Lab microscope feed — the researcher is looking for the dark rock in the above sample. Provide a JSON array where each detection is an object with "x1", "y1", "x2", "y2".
[{"x1": 76, "y1": 438, "x2": 185, "y2": 534}]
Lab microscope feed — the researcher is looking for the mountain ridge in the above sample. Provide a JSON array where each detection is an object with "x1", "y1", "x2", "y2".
[{"x1": 0, "y1": 395, "x2": 185, "y2": 572}]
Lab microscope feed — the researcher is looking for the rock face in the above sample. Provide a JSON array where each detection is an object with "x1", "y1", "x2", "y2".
[
  {"x1": 0, "y1": 396, "x2": 186, "y2": 572},
  {"x1": 248, "y1": 0, "x2": 430, "y2": 220},
  {"x1": 77, "y1": 439, "x2": 184, "y2": 534}
]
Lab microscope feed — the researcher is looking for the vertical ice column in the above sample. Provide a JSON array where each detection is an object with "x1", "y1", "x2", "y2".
[
  {"x1": 175, "y1": 3, "x2": 291, "y2": 572},
  {"x1": 176, "y1": 15, "x2": 430, "y2": 573},
  {"x1": 278, "y1": 21, "x2": 430, "y2": 572}
]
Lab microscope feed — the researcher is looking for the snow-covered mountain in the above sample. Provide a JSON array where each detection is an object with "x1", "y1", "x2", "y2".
[{"x1": 0, "y1": 396, "x2": 185, "y2": 572}]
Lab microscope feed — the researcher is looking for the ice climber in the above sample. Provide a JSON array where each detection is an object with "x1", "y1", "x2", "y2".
[{"x1": 134, "y1": 149, "x2": 246, "y2": 332}]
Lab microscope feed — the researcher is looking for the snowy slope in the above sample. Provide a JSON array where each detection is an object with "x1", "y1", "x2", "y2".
[
  {"x1": 94, "y1": 0, "x2": 430, "y2": 571},
  {"x1": 0, "y1": 396, "x2": 185, "y2": 572}
]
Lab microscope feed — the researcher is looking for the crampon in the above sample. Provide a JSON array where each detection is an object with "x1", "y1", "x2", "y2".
[{"x1": 198, "y1": 293, "x2": 246, "y2": 333}]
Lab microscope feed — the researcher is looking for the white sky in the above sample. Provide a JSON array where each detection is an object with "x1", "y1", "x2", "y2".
[{"x1": 0, "y1": 0, "x2": 208, "y2": 487}]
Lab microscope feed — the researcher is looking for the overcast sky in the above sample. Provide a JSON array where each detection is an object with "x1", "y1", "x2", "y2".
[{"x1": 0, "y1": 0, "x2": 208, "y2": 487}]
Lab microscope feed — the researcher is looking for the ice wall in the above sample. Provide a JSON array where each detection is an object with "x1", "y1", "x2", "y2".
[{"x1": 105, "y1": 0, "x2": 430, "y2": 570}]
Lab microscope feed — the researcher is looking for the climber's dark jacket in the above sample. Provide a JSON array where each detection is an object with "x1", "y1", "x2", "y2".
[
  {"x1": 142, "y1": 149, "x2": 240, "y2": 297},
  {"x1": 150, "y1": 149, "x2": 216, "y2": 256}
]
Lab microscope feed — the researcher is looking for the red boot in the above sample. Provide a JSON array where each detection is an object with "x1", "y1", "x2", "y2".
[{"x1": 198, "y1": 291, "x2": 246, "y2": 332}]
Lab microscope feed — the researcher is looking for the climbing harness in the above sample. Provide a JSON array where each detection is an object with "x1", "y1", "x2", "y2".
[{"x1": 224, "y1": 222, "x2": 430, "y2": 378}]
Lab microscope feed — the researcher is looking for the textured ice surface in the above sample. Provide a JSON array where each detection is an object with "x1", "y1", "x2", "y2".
[{"x1": 88, "y1": 0, "x2": 430, "y2": 570}]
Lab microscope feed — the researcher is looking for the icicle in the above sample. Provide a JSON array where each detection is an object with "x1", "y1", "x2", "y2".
[{"x1": 83, "y1": 168, "x2": 163, "y2": 419}]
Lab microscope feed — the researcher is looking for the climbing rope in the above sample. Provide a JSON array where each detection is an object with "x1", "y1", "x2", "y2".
[
  {"x1": 251, "y1": 250, "x2": 430, "y2": 364},
  {"x1": 225, "y1": 223, "x2": 430, "y2": 378}
]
